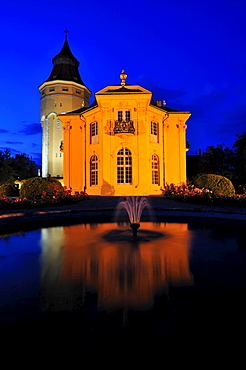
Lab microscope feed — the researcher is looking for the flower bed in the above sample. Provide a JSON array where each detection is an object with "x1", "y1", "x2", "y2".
[
  {"x1": 162, "y1": 183, "x2": 246, "y2": 207},
  {"x1": 0, "y1": 190, "x2": 88, "y2": 210}
]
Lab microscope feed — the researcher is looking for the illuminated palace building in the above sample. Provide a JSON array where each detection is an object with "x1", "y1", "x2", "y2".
[{"x1": 39, "y1": 37, "x2": 191, "y2": 196}]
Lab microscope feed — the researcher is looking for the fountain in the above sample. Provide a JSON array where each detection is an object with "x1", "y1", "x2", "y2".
[{"x1": 115, "y1": 196, "x2": 152, "y2": 236}]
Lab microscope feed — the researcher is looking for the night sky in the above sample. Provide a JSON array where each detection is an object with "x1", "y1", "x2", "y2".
[{"x1": 1, "y1": 0, "x2": 245, "y2": 165}]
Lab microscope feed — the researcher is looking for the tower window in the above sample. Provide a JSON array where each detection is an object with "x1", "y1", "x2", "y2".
[
  {"x1": 117, "y1": 148, "x2": 132, "y2": 184},
  {"x1": 49, "y1": 88, "x2": 55, "y2": 92},
  {"x1": 152, "y1": 154, "x2": 159, "y2": 185},
  {"x1": 150, "y1": 121, "x2": 159, "y2": 143},
  {"x1": 76, "y1": 90, "x2": 81, "y2": 94},
  {"x1": 62, "y1": 88, "x2": 68, "y2": 91},
  {"x1": 90, "y1": 155, "x2": 98, "y2": 186},
  {"x1": 60, "y1": 103, "x2": 63, "y2": 107},
  {"x1": 90, "y1": 122, "x2": 98, "y2": 144}
]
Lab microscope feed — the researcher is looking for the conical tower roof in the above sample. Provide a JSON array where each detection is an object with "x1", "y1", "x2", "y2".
[{"x1": 46, "y1": 37, "x2": 85, "y2": 85}]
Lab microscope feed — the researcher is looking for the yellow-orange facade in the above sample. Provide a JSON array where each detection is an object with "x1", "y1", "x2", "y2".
[{"x1": 59, "y1": 72, "x2": 191, "y2": 196}]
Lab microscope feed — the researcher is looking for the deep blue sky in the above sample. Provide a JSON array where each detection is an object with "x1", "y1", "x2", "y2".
[{"x1": 0, "y1": 0, "x2": 245, "y2": 165}]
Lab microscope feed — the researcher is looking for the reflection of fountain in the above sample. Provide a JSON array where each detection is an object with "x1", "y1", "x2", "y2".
[
  {"x1": 115, "y1": 196, "x2": 152, "y2": 236},
  {"x1": 39, "y1": 222, "x2": 193, "y2": 315},
  {"x1": 130, "y1": 222, "x2": 140, "y2": 237}
]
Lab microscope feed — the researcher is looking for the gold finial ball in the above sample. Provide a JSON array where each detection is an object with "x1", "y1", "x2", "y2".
[{"x1": 120, "y1": 70, "x2": 127, "y2": 85}]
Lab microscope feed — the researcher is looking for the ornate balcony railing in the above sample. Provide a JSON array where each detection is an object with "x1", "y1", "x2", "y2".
[{"x1": 113, "y1": 120, "x2": 135, "y2": 134}]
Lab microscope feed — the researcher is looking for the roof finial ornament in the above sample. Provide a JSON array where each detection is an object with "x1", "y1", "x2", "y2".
[
  {"x1": 64, "y1": 29, "x2": 69, "y2": 40},
  {"x1": 120, "y1": 70, "x2": 127, "y2": 86}
]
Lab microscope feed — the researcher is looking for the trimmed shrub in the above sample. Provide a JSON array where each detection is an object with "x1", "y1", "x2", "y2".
[
  {"x1": 19, "y1": 177, "x2": 64, "y2": 200},
  {"x1": 195, "y1": 174, "x2": 235, "y2": 196},
  {"x1": 0, "y1": 184, "x2": 19, "y2": 197}
]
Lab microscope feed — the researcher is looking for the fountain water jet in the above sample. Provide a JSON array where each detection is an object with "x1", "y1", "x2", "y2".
[{"x1": 115, "y1": 196, "x2": 152, "y2": 237}]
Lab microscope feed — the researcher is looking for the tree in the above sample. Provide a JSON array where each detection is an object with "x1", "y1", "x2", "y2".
[
  {"x1": 233, "y1": 132, "x2": 246, "y2": 188},
  {"x1": 0, "y1": 160, "x2": 16, "y2": 185},
  {"x1": 0, "y1": 149, "x2": 16, "y2": 185},
  {"x1": 12, "y1": 154, "x2": 36, "y2": 180},
  {"x1": 0, "y1": 150, "x2": 37, "y2": 186},
  {"x1": 197, "y1": 144, "x2": 235, "y2": 180}
]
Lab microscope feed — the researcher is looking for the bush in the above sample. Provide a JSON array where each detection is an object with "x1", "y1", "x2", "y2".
[
  {"x1": 195, "y1": 174, "x2": 235, "y2": 196},
  {"x1": 0, "y1": 184, "x2": 19, "y2": 197},
  {"x1": 19, "y1": 177, "x2": 64, "y2": 200}
]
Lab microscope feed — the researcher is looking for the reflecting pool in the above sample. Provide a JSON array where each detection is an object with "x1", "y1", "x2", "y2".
[{"x1": 0, "y1": 220, "x2": 246, "y2": 361}]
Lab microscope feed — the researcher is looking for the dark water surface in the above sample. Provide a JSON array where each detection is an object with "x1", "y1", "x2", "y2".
[{"x1": 0, "y1": 220, "x2": 246, "y2": 363}]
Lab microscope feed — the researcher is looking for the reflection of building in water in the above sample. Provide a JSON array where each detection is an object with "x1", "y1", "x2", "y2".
[
  {"x1": 40, "y1": 227, "x2": 65, "y2": 309},
  {"x1": 40, "y1": 223, "x2": 193, "y2": 312}
]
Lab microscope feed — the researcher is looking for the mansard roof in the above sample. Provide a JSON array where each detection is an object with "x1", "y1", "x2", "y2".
[
  {"x1": 96, "y1": 84, "x2": 151, "y2": 95},
  {"x1": 45, "y1": 38, "x2": 85, "y2": 85},
  {"x1": 59, "y1": 100, "x2": 98, "y2": 116},
  {"x1": 150, "y1": 100, "x2": 189, "y2": 113},
  {"x1": 103, "y1": 85, "x2": 144, "y2": 93}
]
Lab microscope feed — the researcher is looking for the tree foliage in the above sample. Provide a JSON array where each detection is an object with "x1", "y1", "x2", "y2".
[
  {"x1": 194, "y1": 133, "x2": 246, "y2": 191},
  {"x1": 233, "y1": 132, "x2": 246, "y2": 187},
  {"x1": 0, "y1": 150, "x2": 36, "y2": 186},
  {"x1": 197, "y1": 144, "x2": 235, "y2": 180}
]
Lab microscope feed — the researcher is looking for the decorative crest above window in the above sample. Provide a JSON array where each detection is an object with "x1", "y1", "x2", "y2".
[{"x1": 114, "y1": 120, "x2": 135, "y2": 134}]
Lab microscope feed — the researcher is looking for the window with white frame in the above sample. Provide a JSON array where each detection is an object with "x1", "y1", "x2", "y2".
[
  {"x1": 117, "y1": 148, "x2": 132, "y2": 184},
  {"x1": 90, "y1": 155, "x2": 98, "y2": 186},
  {"x1": 90, "y1": 122, "x2": 98, "y2": 144},
  {"x1": 150, "y1": 121, "x2": 159, "y2": 143},
  {"x1": 118, "y1": 110, "x2": 131, "y2": 121},
  {"x1": 152, "y1": 154, "x2": 159, "y2": 185}
]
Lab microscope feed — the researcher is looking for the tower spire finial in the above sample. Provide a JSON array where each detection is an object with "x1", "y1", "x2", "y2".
[
  {"x1": 120, "y1": 70, "x2": 127, "y2": 86},
  {"x1": 64, "y1": 29, "x2": 69, "y2": 40}
]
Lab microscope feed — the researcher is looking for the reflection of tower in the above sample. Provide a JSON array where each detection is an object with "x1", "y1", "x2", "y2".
[{"x1": 38, "y1": 32, "x2": 91, "y2": 177}]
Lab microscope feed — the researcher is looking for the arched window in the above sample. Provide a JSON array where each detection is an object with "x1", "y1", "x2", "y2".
[
  {"x1": 90, "y1": 155, "x2": 98, "y2": 186},
  {"x1": 117, "y1": 148, "x2": 132, "y2": 184},
  {"x1": 152, "y1": 154, "x2": 159, "y2": 185}
]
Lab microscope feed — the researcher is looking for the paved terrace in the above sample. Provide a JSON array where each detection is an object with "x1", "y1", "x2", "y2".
[{"x1": 0, "y1": 196, "x2": 245, "y2": 234}]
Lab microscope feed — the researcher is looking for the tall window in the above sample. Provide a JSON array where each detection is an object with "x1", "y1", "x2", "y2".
[
  {"x1": 150, "y1": 121, "x2": 159, "y2": 143},
  {"x1": 152, "y1": 154, "x2": 159, "y2": 185},
  {"x1": 90, "y1": 122, "x2": 98, "y2": 144},
  {"x1": 117, "y1": 148, "x2": 132, "y2": 184},
  {"x1": 118, "y1": 110, "x2": 131, "y2": 121},
  {"x1": 57, "y1": 118, "x2": 61, "y2": 130},
  {"x1": 90, "y1": 155, "x2": 98, "y2": 186}
]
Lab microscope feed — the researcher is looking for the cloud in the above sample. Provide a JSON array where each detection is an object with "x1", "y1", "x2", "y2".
[
  {"x1": 6, "y1": 141, "x2": 24, "y2": 145},
  {"x1": 0, "y1": 129, "x2": 8, "y2": 133},
  {"x1": 135, "y1": 78, "x2": 188, "y2": 103},
  {"x1": 19, "y1": 123, "x2": 42, "y2": 135}
]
